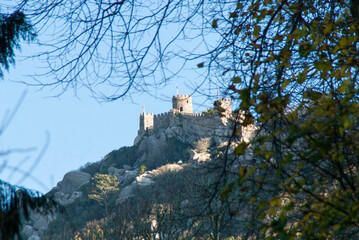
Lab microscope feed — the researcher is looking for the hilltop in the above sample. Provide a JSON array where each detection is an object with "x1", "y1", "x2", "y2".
[{"x1": 21, "y1": 96, "x2": 255, "y2": 240}]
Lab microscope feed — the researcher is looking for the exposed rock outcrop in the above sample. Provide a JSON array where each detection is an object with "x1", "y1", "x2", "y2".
[
  {"x1": 189, "y1": 149, "x2": 211, "y2": 164},
  {"x1": 21, "y1": 209, "x2": 56, "y2": 240},
  {"x1": 136, "y1": 135, "x2": 167, "y2": 168},
  {"x1": 57, "y1": 171, "x2": 91, "y2": 194},
  {"x1": 21, "y1": 96, "x2": 256, "y2": 239},
  {"x1": 116, "y1": 163, "x2": 183, "y2": 204},
  {"x1": 54, "y1": 191, "x2": 83, "y2": 205}
]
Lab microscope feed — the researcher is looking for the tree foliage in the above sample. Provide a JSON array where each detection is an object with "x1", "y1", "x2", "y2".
[
  {"x1": 72, "y1": 219, "x2": 105, "y2": 240},
  {"x1": 0, "y1": 180, "x2": 56, "y2": 239},
  {"x1": 88, "y1": 174, "x2": 119, "y2": 215},
  {"x1": 0, "y1": 7, "x2": 50, "y2": 234},
  {"x1": 0, "y1": 6, "x2": 36, "y2": 77},
  {"x1": 217, "y1": 0, "x2": 359, "y2": 238}
]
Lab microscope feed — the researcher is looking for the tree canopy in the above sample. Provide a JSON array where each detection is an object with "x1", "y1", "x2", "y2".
[
  {"x1": 88, "y1": 174, "x2": 119, "y2": 215},
  {"x1": 0, "y1": 4, "x2": 36, "y2": 77},
  {"x1": 14, "y1": 1, "x2": 359, "y2": 100},
  {"x1": 218, "y1": 0, "x2": 359, "y2": 238},
  {"x1": 0, "y1": 3, "x2": 53, "y2": 240}
]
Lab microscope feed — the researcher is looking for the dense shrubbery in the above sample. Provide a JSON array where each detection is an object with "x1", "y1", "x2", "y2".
[
  {"x1": 100, "y1": 146, "x2": 139, "y2": 172},
  {"x1": 78, "y1": 162, "x2": 101, "y2": 176},
  {"x1": 56, "y1": 158, "x2": 244, "y2": 239},
  {"x1": 202, "y1": 107, "x2": 214, "y2": 115},
  {"x1": 78, "y1": 146, "x2": 139, "y2": 175},
  {"x1": 163, "y1": 137, "x2": 191, "y2": 165}
]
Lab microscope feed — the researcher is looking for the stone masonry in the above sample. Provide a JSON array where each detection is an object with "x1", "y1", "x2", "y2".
[{"x1": 135, "y1": 95, "x2": 244, "y2": 145}]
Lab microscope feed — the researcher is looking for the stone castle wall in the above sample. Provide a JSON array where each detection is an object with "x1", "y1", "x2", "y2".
[
  {"x1": 154, "y1": 112, "x2": 172, "y2": 129},
  {"x1": 137, "y1": 97, "x2": 238, "y2": 143},
  {"x1": 139, "y1": 111, "x2": 211, "y2": 134},
  {"x1": 135, "y1": 97, "x2": 257, "y2": 146}
]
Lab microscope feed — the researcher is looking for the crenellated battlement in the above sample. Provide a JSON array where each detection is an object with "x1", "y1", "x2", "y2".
[
  {"x1": 137, "y1": 95, "x2": 235, "y2": 141},
  {"x1": 172, "y1": 95, "x2": 193, "y2": 113},
  {"x1": 217, "y1": 98, "x2": 231, "y2": 102},
  {"x1": 140, "y1": 112, "x2": 155, "y2": 116},
  {"x1": 174, "y1": 94, "x2": 190, "y2": 98},
  {"x1": 134, "y1": 95, "x2": 256, "y2": 146},
  {"x1": 153, "y1": 112, "x2": 174, "y2": 117}
]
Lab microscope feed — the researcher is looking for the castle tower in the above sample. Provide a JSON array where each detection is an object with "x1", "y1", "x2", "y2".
[
  {"x1": 172, "y1": 95, "x2": 193, "y2": 113},
  {"x1": 139, "y1": 113, "x2": 154, "y2": 133}
]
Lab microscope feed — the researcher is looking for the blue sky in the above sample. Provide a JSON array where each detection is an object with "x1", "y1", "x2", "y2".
[
  {"x1": 0, "y1": 2, "x2": 222, "y2": 193},
  {"x1": 0, "y1": 60, "x2": 214, "y2": 193}
]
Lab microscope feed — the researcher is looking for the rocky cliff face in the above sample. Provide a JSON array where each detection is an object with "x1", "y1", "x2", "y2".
[{"x1": 21, "y1": 109, "x2": 255, "y2": 240}]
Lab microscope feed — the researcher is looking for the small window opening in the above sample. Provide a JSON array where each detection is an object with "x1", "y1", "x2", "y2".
[{"x1": 180, "y1": 107, "x2": 183, "y2": 111}]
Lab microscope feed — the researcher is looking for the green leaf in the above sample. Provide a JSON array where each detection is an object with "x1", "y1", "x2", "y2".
[
  {"x1": 305, "y1": 90, "x2": 322, "y2": 101},
  {"x1": 265, "y1": 151, "x2": 274, "y2": 159},
  {"x1": 332, "y1": 224, "x2": 341, "y2": 231},
  {"x1": 299, "y1": 43, "x2": 311, "y2": 57},
  {"x1": 284, "y1": 201, "x2": 295, "y2": 211},
  {"x1": 242, "y1": 113, "x2": 254, "y2": 126},
  {"x1": 253, "y1": 25, "x2": 261, "y2": 38},
  {"x1": 264, "y1": 0, "x2": 272, "y2": 6},
  {"x1": 232, "y1": 76, "x2": 242, "y2": 83},
  {"x1": 337, "y1": 79, "x2": 351, "y2": 93},
  {"x1": 314, "y1": 61, "x2": 332, "y2": 71},
  {"x1": 323, "y1": 23, "x2": 333, "y2": 34},
  {"x1": 239, "y1": 88, "x2": 251, "y2": 109},
  {"x1": 234, "y1": 142, "x2": 247, "y2": 155},
  {"x1": 269, "y1": 197, "x2": 281, "y2": 207},
  {"x1": 258, "y1": 201, "x2": 266, "y2": 212},
  {"x1": 220, "y1": 183, "x2": 234, "y2": 199},
  {"x1": 281, "y1": 79, "x2": 290, "y2": 89},
  {"x1": 230, "y1": 12, "x2": 238, "y2": 18},
  {"x1": 239, "y1": 166, "x2": 247, "y2": 177},
  {"x1": 280, "y1": 49, "x2": 291, "y2": 61},
  {"x1": 212, "y1": 19, "x2": 218, "y2": 28},
  {"x1": 339, "y1": 36, "x2": 349, "y2": 48},
  {"x1": 297, "y1": 66, "x2": 309, "y2": 84}
]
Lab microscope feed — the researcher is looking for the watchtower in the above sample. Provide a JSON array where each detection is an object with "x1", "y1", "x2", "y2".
[
  {"x1": 172, "y1": 95, "x2": 193, "y2": 113},
  {"x1": 139, "y1": 113, "x2": 154, "y2": 133}
]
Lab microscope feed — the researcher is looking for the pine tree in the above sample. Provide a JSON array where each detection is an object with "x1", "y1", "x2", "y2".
[{"x1": 0, "y1": 9, "x2": 36, "y2": 77}]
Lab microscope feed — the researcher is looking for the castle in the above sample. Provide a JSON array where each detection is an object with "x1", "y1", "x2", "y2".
[{"x1": 135, "y1": 94, "x2": 238, "y2": 145}]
